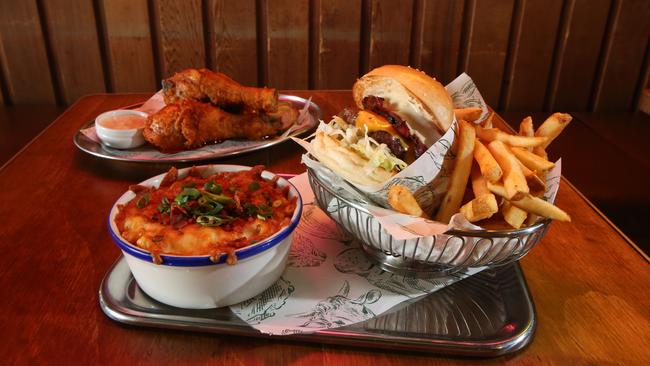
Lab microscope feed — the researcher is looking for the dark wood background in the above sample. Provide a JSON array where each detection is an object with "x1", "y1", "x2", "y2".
[{"x1": 0, "y1": 0, "x2": 648, "y2": 112}]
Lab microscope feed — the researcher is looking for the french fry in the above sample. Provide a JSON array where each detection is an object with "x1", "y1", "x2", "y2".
[
  {"x1": 388, "y1": 185, "x2": 427, "y2": 218},
  {"x1": 454, "y1": 107, "x2": 482, "y2": 122},
  {"x1": 487, "y1": 140, "x2": 529, "y2": 200},
  {"x1": 511, "y1": 146, "x2": 555, "y2": 172},
  {"x1": 460, "y1": 194, "x2": 498, "y2": 222},
  {"x1": 533, "y1": 145, "x2": 548, "y2": 160},
  {"x1": 470, "y1": 163, "x2": 491, "y2": 197},
  {"x1": 435, "y1": 120, "x2": 476, "y2": 223},
  {"x1": 474, "y1": 139, "x2": 503, "y2": 183},
  {"x1": 486, "y1": 182, "x2": 570, "y2": 222},
  {"x1": 486, "y1": 181, "x2": 508, "y2": 198},
  {"x1": 517, "y1": 160, "x2": 546, "y2": 197},
  {"x1": 535, "y1": 112, "x2": 572, "y2": 149},
  {"x1": 525, "y1": 213, "x2": 540, "y2": 226},
  {"x1": 462, "y1": 163, "x2": 500, "y2": 222},
  {"x1": 518, "y1": 117, "x2": 535, "y2": 152},
  {"x1": 512, "y1": 195, "x2": 570, "y2": 222},
  {"x1": 482, "y1": 112, "x2": 494, "y2": 128},
  {"x1": 501, "y1": 201, "x2": 528, "y2": 229},
  {"x1": 476, "y1": 125, "x2": 548, "y2": 148}
]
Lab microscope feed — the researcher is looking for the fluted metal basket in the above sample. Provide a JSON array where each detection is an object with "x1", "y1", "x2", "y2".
[{"x1": 307, "y1": 168, "x2": 551, "y2": 277}]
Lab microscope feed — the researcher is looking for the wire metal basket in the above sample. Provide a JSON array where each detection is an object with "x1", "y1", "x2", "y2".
[{"x1": 307, "y1": 168, "x2": 551, "y2": 277}]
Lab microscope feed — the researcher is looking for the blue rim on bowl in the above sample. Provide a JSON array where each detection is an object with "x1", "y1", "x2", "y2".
[{"x1": 108, "y1": 167, "x2": 302, "y2": 267}]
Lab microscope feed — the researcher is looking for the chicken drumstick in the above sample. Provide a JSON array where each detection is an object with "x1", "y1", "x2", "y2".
[{"x1": 162, "y1": 69, "x2": 278, "y2": 112}]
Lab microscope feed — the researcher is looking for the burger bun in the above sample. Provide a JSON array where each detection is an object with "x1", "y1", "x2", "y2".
[{"x1": 353, "y1": 65, "x2": 454, "y2": 147}]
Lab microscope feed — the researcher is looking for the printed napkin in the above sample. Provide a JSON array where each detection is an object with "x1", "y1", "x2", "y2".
[{"x1": 229, "y1": 173, "x2": 483, "y2": 335}]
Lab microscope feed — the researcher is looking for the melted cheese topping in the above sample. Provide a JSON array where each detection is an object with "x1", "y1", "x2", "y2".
[{"x1": 115, "y1": 167, "x2": 296, "y2": 262}]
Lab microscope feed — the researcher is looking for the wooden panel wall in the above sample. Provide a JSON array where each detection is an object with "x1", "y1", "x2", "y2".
[{"x1": 0, "y1": 0, "x2": 647, "y2": 112}]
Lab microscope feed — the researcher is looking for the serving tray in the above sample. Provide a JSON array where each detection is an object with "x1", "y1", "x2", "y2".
[{"x1": 99, "y1": 256, "x2": 535, "y2": 357}]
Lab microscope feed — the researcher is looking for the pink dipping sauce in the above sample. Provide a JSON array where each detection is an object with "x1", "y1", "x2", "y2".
[{"x1": 99, "y1": 114, "x2": 146, "y2": 130}]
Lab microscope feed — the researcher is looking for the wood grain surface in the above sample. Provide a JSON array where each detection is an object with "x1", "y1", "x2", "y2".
[
  {"x1": 549, "y1": 0, "x2": 610, "y2": 111},
  {"x1": 152, "y1": 0, "x2": 205, "y2": 79},
  {"x1": 1, "y1": 1, "x2": 649, "y2": 112},
  {"x1": 206, "y1": 0, "x2": 258, "y2": 86},
  {"x1": 0, "y1": 104, "x2": 63, "y2": 166},
  {"x1": 593, "y1": 0, "x2": 650, "y2": 111},
  {"x1": 0, "y1": 92, "x2": 648, "y2": 365},
  {"x1": 412, "y1": 0, "x2": 465, "y2": 85},
  {"x1": 263, "y1": 0, "x2": 309, "y2": 89},
  {"x1": 366, "y1": 0, "x2": 414, "y2": 70},
  {"x1": 40, "y1": 0, "x2": 107, "y2": 104},
  {"x1": 462, "y1": 0, "x2": 515, "y2": 107},
  {"x1": 311, "y1": 0, "x2": 361, "y2": 89},
  {"x1": 0, "y1": 0, "x2": 56, "y2": 104},
  {"x1": 500, "y1": 0, "x2": 563, "y2": 111},
  {"x1": 99, "y1": 0, "x2": 157, "y2": 92}
]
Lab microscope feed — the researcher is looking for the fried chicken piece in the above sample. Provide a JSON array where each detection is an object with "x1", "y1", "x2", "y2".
[
  {"x1": 162, "y1": 68, "x2": 278, "y2": 112},
  {"x1": 144, "y1": 100, "x2": 288, "y2": 152}
]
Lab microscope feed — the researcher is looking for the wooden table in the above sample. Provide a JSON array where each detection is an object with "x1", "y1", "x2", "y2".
[
  {"x1": 0, "y1": 105, "x2": 65, "y2": 167},
  {"x1": 1, "y1": 92, "x2": 648, "y2": 365}
]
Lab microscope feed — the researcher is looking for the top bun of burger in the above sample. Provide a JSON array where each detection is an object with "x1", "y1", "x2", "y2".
[{"x1": 352, "y1": 65, "x2": 454, "y2": 148}]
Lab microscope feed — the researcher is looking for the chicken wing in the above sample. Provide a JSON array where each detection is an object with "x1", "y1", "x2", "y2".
[
  {"x1": 144, "y1": 100, "x2": 289, "y2": 152},
  {"x1": 162, "y1": 68, "x2": 278, "y2": 112}
]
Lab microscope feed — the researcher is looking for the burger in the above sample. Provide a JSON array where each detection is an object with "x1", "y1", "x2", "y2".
[{"x1": 310, "y1": 65, "x2": 454, "y2": 186}]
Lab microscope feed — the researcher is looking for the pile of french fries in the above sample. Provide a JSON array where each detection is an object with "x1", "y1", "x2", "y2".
[{"x1": 389, "y1": 108, "x2": 572, "y2": 230}]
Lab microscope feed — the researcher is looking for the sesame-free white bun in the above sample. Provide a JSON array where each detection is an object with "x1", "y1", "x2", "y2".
[{"x1": 352, "y1": 65, "x2": 453, "y2": 146}]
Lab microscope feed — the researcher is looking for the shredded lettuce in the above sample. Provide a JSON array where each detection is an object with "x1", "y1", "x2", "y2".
[{"x1": 315, "y1": 118, "x2": 407, "y2": 173}]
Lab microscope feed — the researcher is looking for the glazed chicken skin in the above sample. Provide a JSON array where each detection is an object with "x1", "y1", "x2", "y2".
[
  {"x1": 144, "y1": 100, "x2": 292, "y2": 152},
  {"x1": 162, "y1": 68, "x2": 278, "y2": 112}
]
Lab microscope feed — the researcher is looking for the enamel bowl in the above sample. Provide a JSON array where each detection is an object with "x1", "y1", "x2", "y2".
[
  {"x1": 95, "y1": 109, "x2": 148, "y2": 149},
  {"x1": 108, "y1": 165, "x2": 302, "y2": 309}
]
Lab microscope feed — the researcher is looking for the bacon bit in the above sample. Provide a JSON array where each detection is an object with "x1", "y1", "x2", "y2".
[
  {"x1": 171, "y1": 213, "x2": 188, "y2": 229},
  {"x1": 250, "y1": 165, "x2": 265, "y2": 177},
  {"x1": 151, "y1": 251, "x2": 163, "y2": 265},
  {"x1": 129, "y1": 184, "x2": 150, "y2": 194},
  {"x1": 270, "y1": 175, "x2": 279, "y2": 186},
  {"x1": 225, "y1": 248, "x2": 238, "y2": 265},
  {"x1": 160, "y1": 167, "x2": 178, "y2": 187},
  {"x1": 188, "y1": 166, "x2": 202, "y2": 177},
  {"x1": 233, "y1": 191, "x2": 243, "y2": 213}
]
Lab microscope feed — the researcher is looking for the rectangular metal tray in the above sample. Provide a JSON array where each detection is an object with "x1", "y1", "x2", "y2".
[{"x1": 99, "y1": 256, "x2": 536, "y2": 357}]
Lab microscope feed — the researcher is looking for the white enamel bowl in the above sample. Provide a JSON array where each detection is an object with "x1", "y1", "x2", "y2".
[{"x1": 108, "y1": 165, "x2": 302, "y2": 309}]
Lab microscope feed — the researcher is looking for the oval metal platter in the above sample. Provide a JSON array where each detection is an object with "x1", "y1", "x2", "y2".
[{"x1": 73, "y1": 94, "x2": 321, "y2": 163}]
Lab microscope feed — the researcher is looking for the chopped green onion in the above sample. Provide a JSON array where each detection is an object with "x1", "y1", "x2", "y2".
[
  {"x1": 248, "y1": 182, "x2": 260, "y2": 191},
  {"x1": 174, "y1": 188, "x2": 201, "y2": 205},
  {"x1": 201, "y1": 191, "x2": 235, "y2": 205},
  {"x1": 244, "y1": 203, "x2": 258, "y2": 216},
  {"x1": 157, "y1": 197, "x2": 171, "y2": 213},
  {"x1": 204, "y1": 179, "x2": 222, "y2": 194},
  {"x1": 195, "y1": 199, "x2": 223, "y2": 216},
  {"x1": 257, "y1": 203, "x2": 273, "y2": 218},
  {"x1": 136, "y1": 193, "x2": 150, "y2": 208},
  {"x1": 196, "y1": 215, "x2": 233, "y2": 227}
]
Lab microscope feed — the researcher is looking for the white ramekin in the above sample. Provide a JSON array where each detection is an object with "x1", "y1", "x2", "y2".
[
  {"x1": 95, "y1": 109, "x2": 148, "y2": 149},
  {"x1": 108, "y1": 165, "x2": 302, "y2": 309}
]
